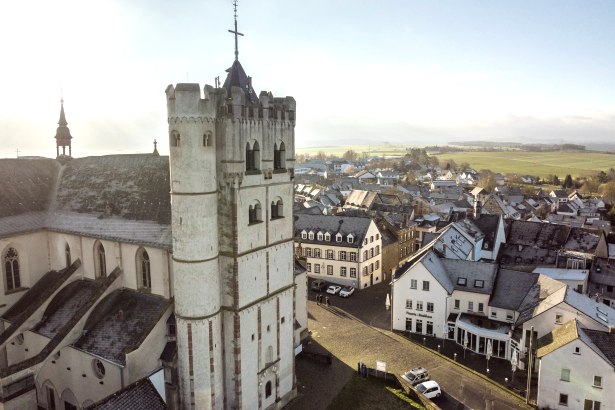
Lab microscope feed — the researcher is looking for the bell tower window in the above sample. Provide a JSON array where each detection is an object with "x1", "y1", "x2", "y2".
[
  {"x1": 274, "y1": 141, "x2": 286, "y2": 170},
  {"x1": 170, "y1": 130, "x2": 180, "y2": 147},
  {"x1": 246, "y1": 141, "x2": 261, "y2": 172},
  {"x1": 94, "y1": 241, "x2": 106, "y2": 278},
  {"x1": 136, "y1": 247, "x2": 151, "y2": 290},
  {"x1": 65, "y1": 243, "x2": 71, "y2": 268}
]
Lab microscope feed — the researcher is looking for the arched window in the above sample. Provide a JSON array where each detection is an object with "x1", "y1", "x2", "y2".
[
  {"x1": 274, "y1": 141, "x2": 286, "y2": 170},
  {"x1": 249, "y1": 202, "x2": 262, "y2": 224},
  {"x1": 170, "y1": 130, "x2": 180, "y2": 147},
  {"x1": 65, "y1": 243, "x2": 71, "y2": 269},
  {"x1": 136, "y1": 247, "x2": 151, "y2": 290},
  {"x1": 203, "y1": 131, "x2": 212, "y2": 147},
  {"x1": 246, "y1": 141, "x2": 261, "y2": 172},
  {"x1": 3, "y1": 247, "x2": 20, "y2": 291},
  {"x1": 271, "y1": 199, "x2": 283, "y2": 219},
  {"x1": 94, "y1": 241, "x2": 106, "y2": 278},
  {"x1": 265, "y1": 380, "x2": 272, "y2": 398}
]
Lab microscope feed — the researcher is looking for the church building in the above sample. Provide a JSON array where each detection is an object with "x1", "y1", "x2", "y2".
[{"x1": 0, "y1": 13, "x2": 305, "y2": 410}]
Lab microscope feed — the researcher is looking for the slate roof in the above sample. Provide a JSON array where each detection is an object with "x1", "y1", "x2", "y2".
[
  {"x1": 440, "y1": 259, "x2": 497, "y2": 294},
  {"x1": 223, "y1": 60, "x2": 258, "y2": 103},
  {"x1": 516, "y1": 275, "x2": 567, "y2": 324},
  {"x1": 34, "y1": 279, "x2": 102, "y2": 338},
  {"x1": 418, "y1": 251, "x2": 454, "y2": 293},
  {"x1": 87, "y1": 377, "x2": 167, "y2": 410},
  {"x1": 74, "y1": 289, "x2": 171, "y2": 365},
  {"x1": 294, "y1": 214, "x2": 373, "y2": 247},
  {"x1": 159, "y1": 341, "x2": 177, "y2": 362},
  {"x1": 490, "y1": 269, "x2": 538, "y2": 310},
  {"x1": 473, "y1": 215, "x2": 500, "y2": 248},
  {"x1": 0, "y1": 155, "x2": 171, "y2": 247},
  {"x1": 583, "y1": 328, "x2": 615, "y2": 367}
]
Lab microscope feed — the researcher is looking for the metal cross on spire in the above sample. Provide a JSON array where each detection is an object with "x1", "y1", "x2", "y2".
[{"x1": 228, "y1": 0, "x2": 244, "y2": 61}]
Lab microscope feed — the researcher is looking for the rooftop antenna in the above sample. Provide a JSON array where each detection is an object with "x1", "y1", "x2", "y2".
[{"x1": 228, "y1": 0, "x2": 244, "y2": 61}]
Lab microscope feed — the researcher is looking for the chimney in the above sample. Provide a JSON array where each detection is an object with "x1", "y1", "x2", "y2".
[{"x1": 474, "y1": 200, "x2": 482, "y2": 219}]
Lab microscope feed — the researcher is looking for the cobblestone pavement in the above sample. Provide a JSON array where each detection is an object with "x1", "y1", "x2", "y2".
[{"x1": 290, "y1": 281, "x2": 534, "y2": 410}]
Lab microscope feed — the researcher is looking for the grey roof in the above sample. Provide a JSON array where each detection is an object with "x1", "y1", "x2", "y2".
[
  {"x1": 506, "y1": 220, "x2": 569, "y2": 248},
  {"x1": 74, "y1": 289, "x2": 171, "y2": 365},
  {"x1": 564, "y1": 287, "x2": 615, "y2": 327},
  {"x1": 516, "y1": 275, "x2": 567, "y2": 324},
  {"x1": 0, "y1": 155, "x2": 171, "y2": 247},
  {"x1": 34, "y1": 280, "x2": 102, "y2": 338},
  {"x1": 294, "y1": 214, "x2": 373, "y2": 247},
  {"x1": 159, "y1": 341, "x2": 177, "y2": 362},
  {"x1": 87, "y1": 377, "x2": 167, "y2": 410},
  {"x1": 222, "y1": 60, "x2": 258, "y2": 103},
  {"x1": 582, "y1": 328, "x2": 615, "y2": 367},
  {"x1": 417, "y1": 251, "x2": 455, "y2": 293},
  {"x1": 490, "y1": 269, "x2": 538, "y2": 310},
  {"x1": 441, "y1": 259, "x2": 498, "y2": 294}
]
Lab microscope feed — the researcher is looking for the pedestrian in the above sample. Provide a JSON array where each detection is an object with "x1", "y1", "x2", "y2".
[
  {"x1": 325, "y1": 296, "x2": 330, "y2": 306},
  {"x1": 317, "y1": 294, "x2": 321, "y2": 305}
]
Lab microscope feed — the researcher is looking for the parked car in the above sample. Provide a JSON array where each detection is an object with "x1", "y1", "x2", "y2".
[
  {"x1": 416, "y1": 380, "x2": 441, "y2": 399},
  {"x1": 326, "y1": 285, "x2": 341, "y2": 295},
  {"x1": 338, "y1": 286, "x2": 355, "y2": 298},
  {"x1": 401, "y1": 367, "x2": 430, "y2": 385},
  {"x1": 311, "y1": 279, "x2": 327, "y2": 292}
]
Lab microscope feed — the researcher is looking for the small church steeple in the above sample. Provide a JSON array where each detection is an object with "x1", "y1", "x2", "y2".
[{"x1": 54, "y1": 98, "x2": 73, "y2": 158}]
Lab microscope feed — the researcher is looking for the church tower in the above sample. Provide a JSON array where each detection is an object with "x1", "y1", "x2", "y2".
[
  {"x1": 54, "y1": 98, "x2": 73, "y2": 158},
  {"x1": 166, "y1": 4, "x2": 297, "y2": 408}
]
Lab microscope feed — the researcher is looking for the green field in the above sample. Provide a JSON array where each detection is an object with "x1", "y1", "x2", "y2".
[
  {"x1": 434, "y1": 151, "x2": 615, "y2": 179},
  {"x1": 297, "y1": 145, "x2": 411, "y2": 158}
]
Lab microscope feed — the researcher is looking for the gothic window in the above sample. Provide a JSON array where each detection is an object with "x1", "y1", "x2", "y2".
[
  {"x1": 170, "y1": 130, "x2": 180, "y2": 147},
  {"x1": 274, "y1": 141, "x2": 286, "y2": 170},
  {"x1": 3, "y1": 247, "x2": 20, "y2": 292},
  {"x1": 249, "y1": 202, "x2": 262, "y2": 224},
  {"x1": 265, "y1": 381, "x2": 272, "y2": 398},
  {"x1": 246, "y1": 141, "x2": 261, "y2": 172},
  {"x1": 203, "y1": 131, "x2": 212, "y2": 147},
  {"x1": 136, "y1": 247, "x2": 151, "y2": 290},
  {"x1": 94, "y1": 241, "x2": 106, "y2": 278},
  {"x1": 271, "y1": 199, "x2": 283, "y2": 219},
  {"x1": 65, "y1": 243, "x2": 71, "y2": 268}
]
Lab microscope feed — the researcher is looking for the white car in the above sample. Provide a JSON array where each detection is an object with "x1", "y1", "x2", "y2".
[
  {"x1": 326, "y1": 285, "x2": 341, "y2": 295},
  {"x1": 416, "y1": 380, "x2": 441, "y2": 399},
  {"x1": 338, "y1": 286, "x2": 355, "y2": 297}
]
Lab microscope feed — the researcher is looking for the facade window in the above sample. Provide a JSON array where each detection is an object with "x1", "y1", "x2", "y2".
[
  {"x1": 370, "y1": 248, "x2": 374, "y2": 258},
  {"x1": 307, "y1": 263, "x2": 311, "y2": 272},
  {"x1": 94, "y1": 242, "x2": 106, "y2": 279},
  {"x1": 3, "y1": 247, "x2": 21, "y2": 291},
  {"x1": 317, "y1": 232, "x2": 324, "y2": 241},
  {"x1": 454, "y1": 299, "x2": 460, "y2": 309},
  {"x1": 305, "y1": 248, "x2": 312, "y2": 257},
  {"x1": 406, "y1": 299, "x2": 412, "y2": 309},
  {"x1": 555, "y1": 313, "x2": 563, "y2": 324},
  {"x1": 376, "y1": 245, "x2": 380, "y2": 255},
  {"x1": 405, "y1": 318, "x2": 412, "y2": 331},
  {"x1": 410, "y1": 279, "x2": 417, "y2": 289},
  {"x1": 584, "y1": 400, "x2": 601, "y2": 410},
  {"x1": 271, "y1": 199, "x2": 283, "y2": 219},
  {"x1": 336, "y1": 233, "x2": 342, "y2": 242},
  {"x1": 560, "y1": 368, "x2": 570, "y2": 382},
  {"x1": 416, "y1": 301, "x2": 423, "y2": 311},
  {"x1": 426, "y1": 321, "x2": 433, "y2": 335},
  {"x1": 350, "y1": 268, "x2": 357, "y2": 278},
  {"x1": 245, "y1": 141, "x2": 260, "y2": 171},
  {"x1": 65, "y1": 243, "x2": 71, "y2": 268},
  {"x1": 273, "y1": 141, "x2": 286, "y2": 170},
  {"x1": 593, "y1": 375, "x2": 602, "y2": 388},
  {"x1": 136, "y1": 247, "x2": 151, "y2": 290},
  {"x1": 314, "y1": 264, "x2": 320, "y2": 274},
  {"x1": 339, "y1": 251, "x2": 347, "y2": 261},
  {"x1": 370, "y1": 236, "x2": 374, "y2": 243},
  {"x1": 249, "y1": 202, "x2": 262, "y2": 224},
  {"x1": 559, "y1": 394, "x2": 568, "y2": 406},
  {"x1": 327, "y1": 265, "x2": 333, "y2": 275},
  {"x1": 478, "y1": 303, "x2": 484, "y2": 312},
  {"x1": 340, "y1": 267, "x2": 347, "y2": 277},
  {"x1": 369, "y1": 263, "x2": 374, "y2": 273},
  {"x1": 350, "y1": 252, "x2": 357, "y2": 261},
  {"x1": 574, "y1": 346, "x2": 581, "y2": 355},
  {"x1": 265, "y1": 381, "x2": 272, "y2": 398},
  {"x1": 427, "y1": 302, "x2": 434, "y2": 313},
  {"x1": 203, "y1": 132, "x2": 212, "y2": 147},
  {"x1": 376, "y1": 234, "x2": 379, "y2": 240},
  {"x1": 416, "y1": 319, "x2": 423, "y2": 333},
  {"x1": 92, "y1": 359, "x2": 106, "y2": 379},
  {"x1": 375, "y1": 260, "x2": 379, "y2": 270},
  {"x1": 491, "y1": 310, "x2": 497, "y2": 318},
  {"x1": 363, "y1": 266, "x2": 368, "y2": 276},
  {"x1": 314, "y1": 249, "x2": 321, "y2": 258},
  {"x1": 326, "y1": 250, "x2": 334, "y2": 260},
  {"x1": 422, "y1": 281, "x2": 430, "y2": 291},
  {"x1": 468, "y1": 301, "x2": 474, "y2": 312},
  {"x1": 506, "y1": 312, "x2": 513, "y2": 321},
  {"x1": 363, "y1": 250, "x2": 368, "y2": 260},
  {"x1": 324, "y1": 233, "x2": 331, "y2": 241}
]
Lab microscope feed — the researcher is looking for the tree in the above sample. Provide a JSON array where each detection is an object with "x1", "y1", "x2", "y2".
[
  {"x1": 342, "y1": 150, "x2": 359, "y2": 161},
  {"x1": 546, "y1": 174, "x2": 560, "y2": 186},
  {"x1": 315, "y1": 151, "x2": 327, "y2": 161},
  {"x1": 478, "y1": 170, "x2": 497, "y2": 192},
  {"x1": 562, "y1": 174, "x2": 574, "y2": 188},
  {"x1": 600, "y1": 181, "x2": 615, "y2": 204},
  {"x1": 404, "y1": 170, "x2": 417, "y2": 183}
]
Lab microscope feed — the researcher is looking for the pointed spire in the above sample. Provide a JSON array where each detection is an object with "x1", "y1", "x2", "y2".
[
  {"x1": 55, "y1": 98, "x2": 73, "y2": 158},
  {"x1": 153, "y1": 139, "x2": 159, "y2": 156},
  {"x1": 58, "y1": 98, "x2": 67, "y2": 126}
]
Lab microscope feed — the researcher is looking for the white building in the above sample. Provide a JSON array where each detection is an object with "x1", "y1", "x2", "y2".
[
  {"x1": 295, "y1": 214, "x2": 383, "y2": 289},
  {"x1": 536, "y1": 319, "x2": 615, "y2": 410}
]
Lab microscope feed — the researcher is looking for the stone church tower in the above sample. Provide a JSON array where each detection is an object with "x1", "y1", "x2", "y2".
[{"x1": 165, "y1": 11, "x2": 297, "y2": 409}]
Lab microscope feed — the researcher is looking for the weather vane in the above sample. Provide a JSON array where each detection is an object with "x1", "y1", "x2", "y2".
[{"x1": 228, "y1": 0, "x2": 244, "y2": 61}]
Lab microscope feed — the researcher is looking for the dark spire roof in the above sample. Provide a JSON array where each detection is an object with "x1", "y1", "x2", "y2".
[
  {"x1": 54, "y1": 99, "x2": 73, "y2": 141},
  {"x1": 223, "y1": 60, "x2": 258, "y2": 103}
]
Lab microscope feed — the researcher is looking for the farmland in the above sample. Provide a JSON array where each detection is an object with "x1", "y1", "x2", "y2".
[{"x1": 433, "y1": 151, "x2": 615, "y2": 179}]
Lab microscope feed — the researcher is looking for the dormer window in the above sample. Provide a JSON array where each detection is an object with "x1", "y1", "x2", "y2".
[
  {"x1": 336, "y1": 233, "x2": 342, "y2": 242},
  {"x1": 301, "y1": 231, "x2": 307, "y2": 240},
  {"x1": 348, "y1": 235, "x2": 354, "y2": 243},
  {"x1": 324, "y1": 233, "x2": 331, "y2": 241},
  {"x1": 457, "y1": 277, "x2": 467, "y2": 286},
  {"x1": 308, "y1": 232, "x2": 314, "y2": 240},
  {"x1": 317, "y1": 232, "x2": 324, "y2": 241},
  {"x1": 474, "y1": 280, "x2": 484, "y2": 288}
]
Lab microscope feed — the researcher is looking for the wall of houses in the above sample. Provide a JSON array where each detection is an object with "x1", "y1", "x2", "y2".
[
  {"x1": 537, "y1": 338, "x2": 613, "y2": 410},
  {"x1": 5, "y1": 330, "x2": 49, "y2": 367},
  {"x1": 450, "y1": 290, "x2": 491, "y2": 318}
]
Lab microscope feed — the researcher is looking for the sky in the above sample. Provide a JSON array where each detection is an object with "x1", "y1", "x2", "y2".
[{"x1": 1, "y1": 0, "x2": 614, "y2": 158}]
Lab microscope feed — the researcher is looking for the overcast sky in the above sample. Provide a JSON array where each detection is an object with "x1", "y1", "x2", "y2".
[{"x1": 1, "y1": 0, "x2": 614, "y2": 158}]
